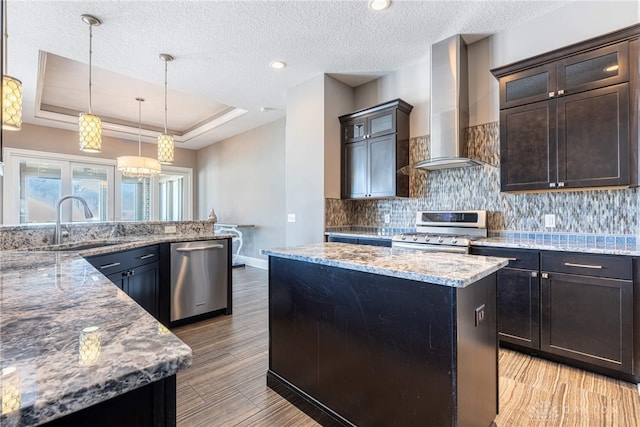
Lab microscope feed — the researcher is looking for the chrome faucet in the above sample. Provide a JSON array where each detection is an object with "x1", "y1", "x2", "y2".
[{"x1": 53, "y1": 195, "x2": 94, "y2": 245}]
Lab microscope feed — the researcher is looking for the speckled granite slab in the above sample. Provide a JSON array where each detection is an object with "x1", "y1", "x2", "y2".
[
  {"x1": 0, "y1": 246, "x2": 197, "y2": 426},
  {"x1": 262, "y1": 242, "x2": 507, "y2": 288},
  {"x1": 473, "y1": 237, "x2": 640, "y2": 256},
  {"x1": 324, "y1": 231, "x2": 394, "y2": 240}
]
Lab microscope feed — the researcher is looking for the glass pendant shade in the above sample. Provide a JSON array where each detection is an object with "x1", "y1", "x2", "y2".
[
  {"x1": 78, "y1": 113, "x2": 102, "y2": 152},
  {"x1": 157, "y1": 133, "x2": 174, "y2": 164},
  {"x1": 117, "y1": 155, "x2": 161, "y2": 179},
  {"x1": 2, "y1": 74, "x2": 22, "y2": 131},
  {"x1": 117, "y1": 97, "x2": 161, "y2": 179}
]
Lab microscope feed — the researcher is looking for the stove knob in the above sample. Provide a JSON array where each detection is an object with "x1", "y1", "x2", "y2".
[
  {"x1": 451, "y1": 238, "x2": 458, "y2": 244},
  {"x1": 401, "y1": 235, "x2": 406, "y2": 240},
  {"x1": 412, "y1": 235, "x2": 418, "y2": 241},
  {"x1": 437, "y1": 237, "x2": 444, "y2": 243},
  {"x1": 425, "y1": 236, "x2": 431, "y2": 242}
]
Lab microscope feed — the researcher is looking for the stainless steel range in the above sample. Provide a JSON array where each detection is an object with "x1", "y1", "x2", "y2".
[{"x1": 392, "y1": 210, "x2": 487, "y2": 253}]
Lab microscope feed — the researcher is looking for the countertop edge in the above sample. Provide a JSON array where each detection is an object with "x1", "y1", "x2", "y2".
[{"x1": 262, "y1": 245, "x2": 508, "y2": 288}]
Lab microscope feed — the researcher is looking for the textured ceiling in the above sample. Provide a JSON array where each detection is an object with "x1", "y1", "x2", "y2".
[{"x1": 9, "y1": 0, "x2": 571, "y2": 150}]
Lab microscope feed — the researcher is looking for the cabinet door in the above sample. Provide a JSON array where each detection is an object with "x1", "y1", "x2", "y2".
[
  {"x1": 126, "y1": 262, "x2": 159, "y2": 318},
  {"x1": 342, "y1": 140, "x2": 368, "y2": 198},
  {"x1": 557, "y1": 42, "x2": 629, "y2": 95},
  {"x1": 500, "y1": 100, "x2": 557, "y2": 191},
  {"x1": 368, "y1": 135, "x2": 396, "y2": 197},
  {"x1": 107, "y1": 271, "x2": 126, "y2": 290},
  {"x1": 342, "y1": 118, "x2": 367, "y2": 143},
  {"x1": 557, "y1": 83, "x2": 629, "y2": 188},
  {"x1": 540, "y1": 272, "x2": 633, "y2": 373},
  {"x1": 499, "y1": 63, "x2": 556, "y2": 109},
  {"x1": 327, "y1": 235, "x2": 359, "y2": 245},
  {"x1": 497, "y1": 268, "x2": 540, "y2": 349},
  {"x1": 367, "y1": 109, "x2": 396, "y2": 139}
]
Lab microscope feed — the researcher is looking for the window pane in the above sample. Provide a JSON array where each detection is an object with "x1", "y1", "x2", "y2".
[
  {"x1": 158, "y1": 173, "x2": 184, "y2": 221},
  {"x1": 19, "y1": 160, "x2": 61, "y2": 223},
  {"x1": 72, "y1": 166, "x2": 109, "y2": 221},
  {"x1": 121, "y1": 177, "x2": 150, "y2": 221}
]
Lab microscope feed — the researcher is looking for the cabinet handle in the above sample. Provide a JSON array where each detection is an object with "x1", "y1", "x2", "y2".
[
  {"x1": 531, "y1": 271, "x2": 538, "y2": 278},
  {"x1": 558, "y1": 89, "x2": 565, "y2": 95},
  {"x1": 137, "y1": 254, "x2": 155, "y2": 260},
  {"x1": 564, "y1": 262, "x2": 603, "y2": 269},
  {"x1": 548, "y1": 91, "x2": 555, "y2": 98},
  {"x1": 557, "y1": 182, "x2": 565, "y2": 188},
  {"x1": 99, "y1": 262, "x2": 121, "y2": 269},
  {"x1": 176, "y1": 244, "x2": 224, "y2": 252},
  {"x1": 542, "y1": 273, "x2": 549, "y2": 279},
  {"x1": 506, "y1": 257, "x2": 518, "y2": 261},
  {"x1": 549, "y1": 183, "x2": 557, "y2": 188}
]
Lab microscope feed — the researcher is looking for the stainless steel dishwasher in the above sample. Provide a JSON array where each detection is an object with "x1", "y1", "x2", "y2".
[{"x1": 170, "y1": 239, "x2": 229, "y2": 322}]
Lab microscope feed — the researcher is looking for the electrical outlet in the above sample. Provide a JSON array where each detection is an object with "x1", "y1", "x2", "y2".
[
  {"x1": 384, "y1": 214, "x2": 391, "y2": 224},
  {"x1": 475, "y1": 304, "x2": 486, "y2": 327},
  {"x1": 287, "y1": 213, "x2": 296, "y2": 223},
  {"x1": 544, "y1": 214, "x2": 556, "y2": 228},
  {"x1": 164, "y1": 225, "x2": 177, "y2": 233}
]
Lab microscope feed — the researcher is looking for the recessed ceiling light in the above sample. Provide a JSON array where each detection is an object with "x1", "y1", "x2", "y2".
[
  {"x1": 269, "y1": 60, "x2": 287, "y2": 70},
  {"x1": 369, "y1": 0, "x2": 392, "y2": 11}
]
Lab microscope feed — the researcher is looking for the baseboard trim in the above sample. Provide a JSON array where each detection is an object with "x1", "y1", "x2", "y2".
[{"x1": 237, "y1": 255, "x2": 268, "y2": 270}]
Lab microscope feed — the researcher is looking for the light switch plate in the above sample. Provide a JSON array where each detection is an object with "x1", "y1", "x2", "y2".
[
  {"x1": 544, "y1": 214, "x2": 555, "y2": 228},
  {"x1": 164, "y1": 225, "x2": 177, "y2": 233},
  {"x1": 287, "y1": 213, "x2": 296, "y2": 223},
  {"x1": 384, "y1": 214, "x2": 391, "y2": 224}
]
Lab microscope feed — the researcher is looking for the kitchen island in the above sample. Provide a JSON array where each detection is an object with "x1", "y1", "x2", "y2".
[
  {"x1": 263, "y1": 243, "x2": 508, "y2": 427},
  {"x1": 0, "y1": 235, "x2": 223, "y2": 426}
]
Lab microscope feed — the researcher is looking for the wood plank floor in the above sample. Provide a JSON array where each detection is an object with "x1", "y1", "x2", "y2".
[{"x1": 173, "y1": 266, "x2": 640, "y2": 427}]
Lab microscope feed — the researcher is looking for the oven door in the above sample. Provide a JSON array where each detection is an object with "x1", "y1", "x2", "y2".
[{"x1": 391, "y1": 241, "x2": 469, "y2": 254}]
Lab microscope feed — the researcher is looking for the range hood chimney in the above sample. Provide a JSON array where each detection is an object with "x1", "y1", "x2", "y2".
[{"x1": 415, "y1": 34, "x2": 482, "y2": 170}]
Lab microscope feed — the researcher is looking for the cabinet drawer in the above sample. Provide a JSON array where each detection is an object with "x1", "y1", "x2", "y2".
[
  {"x1": 87, "y1": 245, "x2": 160, "y2": 274},
  {"x1": 540, "y1": 251, "x2": 631, "y2": 280},
  {"x1": 471, "y1": 247, "x2": 539, "y2": 270}
]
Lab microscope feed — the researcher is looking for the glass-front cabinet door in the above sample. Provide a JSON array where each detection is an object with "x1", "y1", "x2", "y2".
[
  {"x1": 557, "y1": 42, "x2": 629, "y2": 95},
  {"x1": 367, "y1": 110, "x2": 396, "y2": 139},
  {"x1": 342, "y1": 118, "x2": 367, "y2": 143},
  {"x1": 499, "y1": 63, "x2": 556, "y2": 109}
]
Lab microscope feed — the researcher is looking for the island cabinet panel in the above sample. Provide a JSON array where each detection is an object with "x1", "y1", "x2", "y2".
[
  {"x1": 268, "y1": 257, "x2": 497, "y2": 427},
  {"x1": 41, "y1": 375, "x2": 176, "y2": 427}
]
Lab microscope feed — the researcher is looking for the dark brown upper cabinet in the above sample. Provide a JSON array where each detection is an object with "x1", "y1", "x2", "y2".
[
  {"x1": 492, "y1": 24, "x2": 639, "y2": 192},
  {"x1": 339, "y1": 99, "x2": 413, "y2": 199}
]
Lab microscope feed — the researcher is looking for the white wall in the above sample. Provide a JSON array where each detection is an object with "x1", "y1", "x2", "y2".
[
  {"x1": 354, "y1": 60, "x2": 430, "y2": 138},
  {"x1": 285, "y1": 75, "x2": 326, "y2": 247},
  {"x1": 324, "y1": 76, "x2": 354, "y2": 199},
  {"x1": 197, "y1": 119, "x2": 286, "y2": 260}
]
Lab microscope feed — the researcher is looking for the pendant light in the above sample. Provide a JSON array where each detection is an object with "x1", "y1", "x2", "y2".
[
  {"x1": 78, "y1": 14, "x2": 102, "y2": 153},
  {"x1": 2, "y1": 0, "x2": 22, "y2": 131},
  {"x1": 117, "y1": 98, "x2": 161, "y2": 179},
  {"x1": 157, "y1": 53, "x2": 174, "y2": 164}
]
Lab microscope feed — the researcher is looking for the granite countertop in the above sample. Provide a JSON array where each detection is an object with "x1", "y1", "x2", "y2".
[
  {"x1": 262, "y1": 242, "x2": 508, "y2": 288},
  {"x1": 0, "y1": 233, "x2": 232, "y2": 426},
  {"x1": 327, "y1": 230, "x2": 640, "y2": 257},
  {"x1": 325, "y1": 231, "x2": 393, "y2": 240},
  {"x1": 474, "y1": 236, "x2": 640, "y2": 256}
]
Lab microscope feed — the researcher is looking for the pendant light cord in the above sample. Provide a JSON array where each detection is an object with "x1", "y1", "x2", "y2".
[
  {"x1": 88, "y1": 22, "x2": 93, "y2": 114},
  {"x1": 137, "y1": 98, "x2": 142, "y2": 156},
  {"x1": 3, "y1": 0, "x2": 8, "y2": 74},
  {"x1": 163, "y1": 60, "x2": 168, "y2": 133}
]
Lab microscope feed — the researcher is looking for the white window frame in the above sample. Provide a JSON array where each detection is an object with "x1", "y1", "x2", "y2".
[{"x1": 2, "y1": 148, "x2": 193, "y2": 225}]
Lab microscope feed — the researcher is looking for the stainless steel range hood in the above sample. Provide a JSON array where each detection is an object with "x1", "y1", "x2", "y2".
[{"x1": 415, "y1": 35, "x2": 482, "y2": 170}]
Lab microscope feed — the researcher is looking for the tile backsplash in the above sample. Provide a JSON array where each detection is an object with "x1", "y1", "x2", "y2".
[{"x1": 326, "y1": 121, "x2": 639, "y2": 237}]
